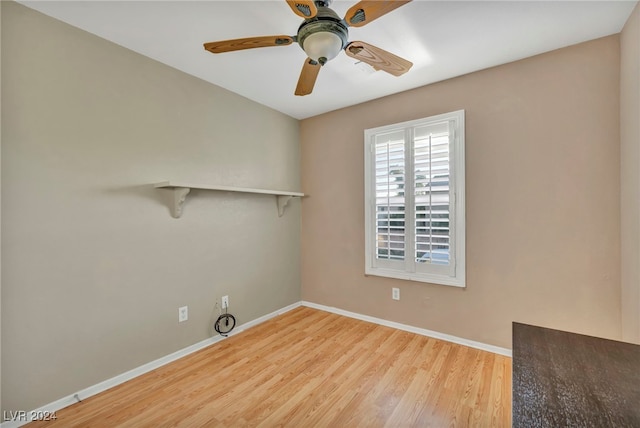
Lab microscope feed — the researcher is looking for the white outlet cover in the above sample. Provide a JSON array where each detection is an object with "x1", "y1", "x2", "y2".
[{"x1": 178, "y1": 306, "x2": 188, "y2": 322}]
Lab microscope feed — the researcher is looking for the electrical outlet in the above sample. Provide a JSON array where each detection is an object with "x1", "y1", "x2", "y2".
[
  {"x1": 178, "y1": 306, "x2": 188, "y2": 322},
  {"x1": 392, "y1": 288, "x2": 400, "y2": 301},
  {"x1": 221, "y1": 295, "x2": 229, "y2": 309}
]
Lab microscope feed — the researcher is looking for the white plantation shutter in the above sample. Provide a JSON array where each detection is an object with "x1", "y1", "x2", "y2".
[
  {"x1": 374, "y1": 131, "x2": 406, "y2": 263},
  {"x1": 413, "y1": 121, "x2": 454, "y2": 277},
  {"x1": 364, "y1": 111, "x2": 465, "y2": 287}
]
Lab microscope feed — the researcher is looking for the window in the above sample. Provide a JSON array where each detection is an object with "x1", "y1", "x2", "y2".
[{"x1": 364, "y1": 110, "x2": 465, "y2": 287}]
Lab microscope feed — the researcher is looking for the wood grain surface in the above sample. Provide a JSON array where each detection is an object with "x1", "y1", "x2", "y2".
[
  {"x1": 27, "y1": 307, "x2": 511, "y2": 427},
  {"x1": 295, "y1": 59, "x2": 321, "y2": 96},
  {"x1": 344, "y1": 41, "x2": 413, "y2": 76},
  {"x1": 513, "y1": 322, "x2": 640, "y2": 428},
  {"x1": 344, "y1": 1, "x2": 412, "y2": 27},
  {"x1": 203, "y1": 36, "x2": 293, "y2": 54}
]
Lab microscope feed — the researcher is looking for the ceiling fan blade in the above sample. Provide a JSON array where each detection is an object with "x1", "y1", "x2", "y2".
[
  {"x1": 295, "y1": 58, "x2": 321, "y2": 96},
  {"x1": 286, "y1": 0, "x2": 318, "y2": 19},
  {"x1": 344, "y1": 0, "x2": 411, "y2": 27},
  {"x1": 204, "y1": 35, "x2": 294, "y2": 54},
  {"x1": 345, "y1": 41, "x2": 412, "y2": 76}
]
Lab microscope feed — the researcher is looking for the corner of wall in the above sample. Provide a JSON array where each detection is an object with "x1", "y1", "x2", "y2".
[
  {"x1": 620, "y1": 1, "x2": 640, "y2": 344},
  {"x1": 1, "y1": 0, "x2": 4, "y2": 413}
]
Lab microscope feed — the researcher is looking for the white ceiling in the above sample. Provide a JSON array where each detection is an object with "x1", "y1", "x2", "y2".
[{"x1": 18, "y1": 0, "x2": 638, "y2": 119}]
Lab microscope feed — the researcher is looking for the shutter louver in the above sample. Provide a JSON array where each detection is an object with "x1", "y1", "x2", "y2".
[
  {"x1": 414, "y1": 122, "x2": 450, "y2": 266},
  {"x1": 375, "y1": 131, "x2": 406, "y2": 261}
]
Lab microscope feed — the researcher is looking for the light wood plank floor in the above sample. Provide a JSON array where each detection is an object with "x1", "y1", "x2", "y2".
[{"x1": 29, "y1": 307, "x2": 512, "y2": 427}]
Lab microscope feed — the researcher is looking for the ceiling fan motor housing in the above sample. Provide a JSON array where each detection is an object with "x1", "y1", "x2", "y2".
[{"x1": 297, "y1": 6, "x2": 348, "y2": 65}]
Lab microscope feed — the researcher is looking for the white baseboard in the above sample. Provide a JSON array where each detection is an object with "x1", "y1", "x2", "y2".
[
  {"x1": 301, "y1": 301, "x2": 512, "y2": 357},
  {"x1": 0, "y1": 301, "x2": 302, "y2": 428},
  {"x1": 2, "y1": 299, "x2": 509, "y2": 427}
]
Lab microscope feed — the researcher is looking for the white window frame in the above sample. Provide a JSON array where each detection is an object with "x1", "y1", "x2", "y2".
[{"x1": 364, "y1": 110, "x2": 465, "y2": 287}]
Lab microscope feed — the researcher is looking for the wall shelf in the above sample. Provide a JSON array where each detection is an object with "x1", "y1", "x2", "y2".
[{"x1": 154, "y1": 181, "x2": 305, "y2": 218}]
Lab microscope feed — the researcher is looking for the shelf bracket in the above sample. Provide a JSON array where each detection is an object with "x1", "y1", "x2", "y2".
[
  {"x1": 169, "y1": 187, "x2": 191, "y2": 218},
  {"x1": 276, "y1": 195, "x2": 294, "y2": 217}
]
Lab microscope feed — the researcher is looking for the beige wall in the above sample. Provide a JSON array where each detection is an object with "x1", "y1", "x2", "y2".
[
  {"x1": 1, "y1": 0, "x2": 632, "y2": 415},
  {"x1": 621, "y1": 2, "x2": 640, "y2": 344},
  {"x1": 1, "y1": 2, "x2": 301, "y2": 412},
  {"x1": 301, "y1": 36, "x2": 622, "y2": 349}
]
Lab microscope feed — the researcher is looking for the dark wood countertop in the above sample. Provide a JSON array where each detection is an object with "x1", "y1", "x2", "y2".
[{"x1": 513, "y1": 322, "x2": 640, "y2": 428}]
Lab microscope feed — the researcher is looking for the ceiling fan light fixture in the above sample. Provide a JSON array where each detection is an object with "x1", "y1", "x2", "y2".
[
  {"x1": 302, "y1": 31, "x2": 344, "y2": 64},
  {"x1": 297, "y1": 7, "x2": 348, "y2": 65}
]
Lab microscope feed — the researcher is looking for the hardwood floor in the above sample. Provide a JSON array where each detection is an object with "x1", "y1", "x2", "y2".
[{"x1": 29, "y1": 307, "x2": 512, "y2": 427}]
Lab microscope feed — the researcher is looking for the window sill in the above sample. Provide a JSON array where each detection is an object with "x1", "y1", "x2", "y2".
[{"x1": 365, "y1": 266, "x2": 465, "y2": 288}]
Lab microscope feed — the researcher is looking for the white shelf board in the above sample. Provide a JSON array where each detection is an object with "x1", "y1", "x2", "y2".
[
  {"x1": 154, "y1": 181, "x2": 304, "y2": 218},
  {"x1": 154, "y1": 181, "x2": 304, "y2": 197}
]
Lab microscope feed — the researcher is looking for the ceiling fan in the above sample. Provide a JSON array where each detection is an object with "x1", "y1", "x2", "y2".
[{"x1": 203, "y1": 0, "x2": 413, "y2": 96}]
